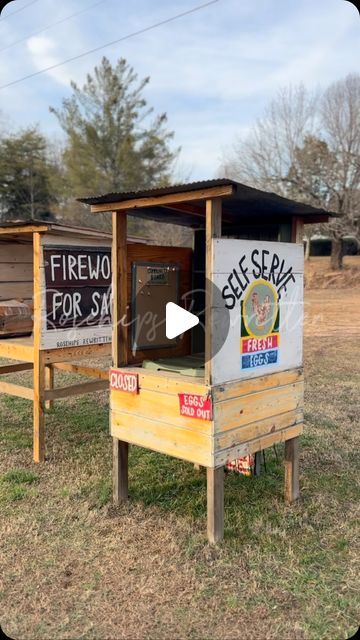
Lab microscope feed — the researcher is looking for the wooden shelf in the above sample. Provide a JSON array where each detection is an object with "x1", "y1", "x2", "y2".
[{"x1": 0, "y1": 335, "x2": 34, "y2": 362}]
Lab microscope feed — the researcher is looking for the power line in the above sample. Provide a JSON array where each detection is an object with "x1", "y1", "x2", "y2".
[
  {"x1": 0, "y1": 0, "x2": 219, "y2": 90},
  {"x1": 0, "y1": 0, "x2": 40, "y2": 21},
  {"x1": 0, "y1": 0, "x2": 108, "y2": 53}
]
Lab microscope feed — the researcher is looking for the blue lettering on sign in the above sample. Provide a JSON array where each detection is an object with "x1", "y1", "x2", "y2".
[{"x1": 242, "y1": 349, "x2": 278, "y2": 369}]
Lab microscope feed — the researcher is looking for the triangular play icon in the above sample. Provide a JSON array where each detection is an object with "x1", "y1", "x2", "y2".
[{"x1": 166, "y1": 302, "x2": 199, "y2": 340}]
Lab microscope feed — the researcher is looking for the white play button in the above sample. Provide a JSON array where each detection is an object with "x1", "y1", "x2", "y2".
[{"x1": 166, "y1": 302, "x2": 199, "y2": 340}]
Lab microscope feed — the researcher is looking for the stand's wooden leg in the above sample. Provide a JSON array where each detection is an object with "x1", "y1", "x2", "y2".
[
  {"x1": 113, "y1": 438, "x2": 129, "y2": 505},
  {"x1": 284, "y1": 437, "x2": 300, "y2": 503},
  {"x1": 207, "y1": 467, "x2": 224, "y2": 544},
  {"x1": 45, "y1": 364, "x2": 54, "y2": 411},
  {"x1": 254, "y1": 451, "x2": 261, "y2": 477},
  {"x1": 33, "y1": 352, "x2": 45, "y2": 463}
]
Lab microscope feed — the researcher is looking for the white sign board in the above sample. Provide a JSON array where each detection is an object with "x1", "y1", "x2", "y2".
[
  {"x1": 40, "y1": 242, "x2": 112, "y2": 350},
  {"x1": 211, "y1": 239, "x2": 304, "y2": 385}
]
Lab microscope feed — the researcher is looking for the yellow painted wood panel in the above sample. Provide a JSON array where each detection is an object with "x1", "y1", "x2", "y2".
[
  {"x1": 111, "y1": 387, "x2": 212, "y2": 434},
  {"x1": 214, "y1": 381, "x2": 304, "y2": 433},
  {"x1": 0, "y1": 337, "x2": 34, "y2": 362},
  {"x1": 212, "y1": 368, "x2": 303, "y2": 403},
  {"x1": 214, "y1": 409, "x2": 303, "y2": 451},
  {"x1": 113, "y1": 367, "x2": 208, "y2": 396},
  {"x1": 111, "y1": 411, "x2": 213, "y2": 466},
  {"x1": 0, "y1": 380, "x2": 34, "y2": 400},
  {"x1": 214, "y1": 424, "x2": 303, "y2": 467}
]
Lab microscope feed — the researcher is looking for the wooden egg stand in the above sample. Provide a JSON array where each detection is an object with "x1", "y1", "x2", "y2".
[{"x1": 82, "y1": 180, "x2": 332, "y2": 543}]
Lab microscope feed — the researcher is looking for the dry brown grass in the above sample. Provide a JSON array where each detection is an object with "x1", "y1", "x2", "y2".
[{"x1": 0, "y1": 275, "x2": 359, "y2": 640}]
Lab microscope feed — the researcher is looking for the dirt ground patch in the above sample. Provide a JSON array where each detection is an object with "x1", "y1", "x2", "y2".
[
  {"x1": 0, "y1": 280, "x2": 359, "y2": 640},
  {"x1": 304, "y1": 255, "x2": 360, "y2": 289}
]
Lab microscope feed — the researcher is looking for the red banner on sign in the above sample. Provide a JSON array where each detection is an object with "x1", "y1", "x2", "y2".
[
  {"x1": 241, "y1": 333, "x2": 279, "y2": 354},
  {"x1": 110, "y1": 369, "x2": 139, "y2": 394},
  {"x1": 178, "y1": 393, "x2": 212, "y2": 421}
]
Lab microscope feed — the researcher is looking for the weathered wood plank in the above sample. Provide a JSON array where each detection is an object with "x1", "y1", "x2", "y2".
[
  {"x1": 214, "y1": 382, "x2": 304, "y2": 433},
  {"x1": 214, "y1": 409, "x2": 303, "y2": 451},
  {"x1": 90, "y1": 184, "x2": 234, "y2": 213},
  {"x1": 214, "y1": 423, "x2": 303, "y2": 467},
  {"x1": 207, "y1": 467, "x2": 224, "y2": 544},
  {"x1": 111, "y1": 412, "x2": 213, "y2": 467},
  {"x1": 53, "y1": 362, "x2": 109, "y2": 380},
  {"x1": 0, "y1": 380, "x2": 33, "y2": 400},
  {"x1": 0, "y1": 362, "x2": 33, "y2": 375},
  {"x1": 284, "y1": 436, "x2": 300, "y2": 503},
  {"x1": 42, "y1": 342, "x2": 111, "y2": 363},
  {"x1": 45, "y1": 379, "x2": 108, "y2": 401},
  {"x1": 0, "y1": 243, "x2": 33, "y2": 263},
  {"x1": 0, "y1": 263, "x2": 34, "y2": 282},
  {"x1": 0, "y1": 282, "x2": 34, "y2": 301},
  {"x1": 213, "y1": 368, "x2": 303, "y2": 403}
]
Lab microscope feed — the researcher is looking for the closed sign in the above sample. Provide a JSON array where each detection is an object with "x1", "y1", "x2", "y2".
[{"x1": 110, "y1": 370, "x2": 139, "y2": 394}]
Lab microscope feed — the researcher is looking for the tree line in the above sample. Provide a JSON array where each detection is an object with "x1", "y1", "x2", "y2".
[
  {"x1": 0, "y1": 57, "x2": 359, "y2": 265},
  {"x1": 0, "y1": 56, "x2": 186, "y2": 243}
]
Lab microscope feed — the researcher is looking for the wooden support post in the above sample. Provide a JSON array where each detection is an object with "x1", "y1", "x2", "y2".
[
  {"x1": 205, "y1": 197, "x2": 222, "y2": 386},
  {"x1": 284, "y1": 437, "x2": 300, "y2": 503},
  {"x1": 113, "y1": 439, "x2": 129, "y2": 505},
  {"x1": 254, "y1": 451, "x2": 261, "y2": 477},
  {"x1": 33, "y1": 232, "x2": 45, "y2": 463},
  {"x1": 112, "y1": 211, "x2": 129, "y2": 504},
  {"x1": 204, "y1": 198, "x2": 224, "y2": 543},
  {"x1": 207, "y1": 467, "x2": 224, "y2": 544},
  {"x1": 291, "y1": 217, "x2": 304, "y2": 244},
  {"x1": 45, "y1": 365, "x2": 54, "y2": 410}
]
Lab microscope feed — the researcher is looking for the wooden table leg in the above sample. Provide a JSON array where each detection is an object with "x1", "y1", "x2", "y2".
[
  {"x1": 284, "y1": 437, "x2": 300, "y2": 503},
  {"x1": 207, "y1": 467, "x2": 224, "y2": 544},
  {"x1": 113, "y1": 438, "x2": 129, "y2": 505},
  {"x1": 45, "y1": 364, "x2": 54, "y2": 411},
  {"x1": 33, "y1": 351, "x2": 45, "y2": 463}
]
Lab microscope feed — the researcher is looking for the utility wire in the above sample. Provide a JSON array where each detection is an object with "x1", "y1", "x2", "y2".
[
  {"x1": 0, "y1": 0, "x2": 40, "y2": 21},
  {"x1": 0, "y1": 0, "x2": 219, "y2": 90},
  {"x1": 0, "y1": 0, "x2": 108, "y2": 52}
]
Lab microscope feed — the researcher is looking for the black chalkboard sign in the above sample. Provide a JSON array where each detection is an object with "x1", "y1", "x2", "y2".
[{"x1": 43, "y1": 246, "x2": 112, "y2": 331}]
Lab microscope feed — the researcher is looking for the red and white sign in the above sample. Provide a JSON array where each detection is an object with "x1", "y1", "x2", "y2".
[
  {"x1": 178, "y1": 393, "x2": 213, "y2": 421},
  {"x1": 110, "y1": 369, "x2": 139, "y2": 394}
]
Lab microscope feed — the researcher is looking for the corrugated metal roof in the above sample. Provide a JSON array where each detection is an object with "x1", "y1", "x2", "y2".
[
  {"x1": 78, "y1": 178, "x2": 336, "y2": 227},
  {"x1": 78, "y1": 179, "x2": 236, "y2": 206}
]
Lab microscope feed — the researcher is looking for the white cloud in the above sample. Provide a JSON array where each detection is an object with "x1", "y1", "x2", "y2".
[{"x1": 0, "y1": 0, "x2": 359, "y2": 179}]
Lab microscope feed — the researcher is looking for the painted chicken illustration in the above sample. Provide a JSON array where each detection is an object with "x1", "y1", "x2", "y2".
[{"x1": 251, "y1": 291, "x2": 272, "y2": 326}]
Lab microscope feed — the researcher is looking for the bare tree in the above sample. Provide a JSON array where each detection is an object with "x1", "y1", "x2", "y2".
[
  {"x1": 222, "y1": 75, "x2": 360, "y2": 268},
  {"x1": 222, "y1": 85, "x2": 318, "y2": 195},
  {"x1": 320, "y1": 74, "x2": 360, "y2": 268}
]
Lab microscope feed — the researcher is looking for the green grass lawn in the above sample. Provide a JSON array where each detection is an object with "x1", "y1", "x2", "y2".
[{"x1": 0, "y1": 336, "x2": 359, "y2": 639}]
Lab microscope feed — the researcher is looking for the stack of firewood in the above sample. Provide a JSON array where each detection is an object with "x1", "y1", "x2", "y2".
[{"x1": 0, "y1": 299, "x2": 33, "y2": 337}]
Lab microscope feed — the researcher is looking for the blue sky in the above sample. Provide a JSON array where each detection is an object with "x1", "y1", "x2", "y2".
[{"x1": 0, "y1": 0, "x2": 359, "y2": 181}]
